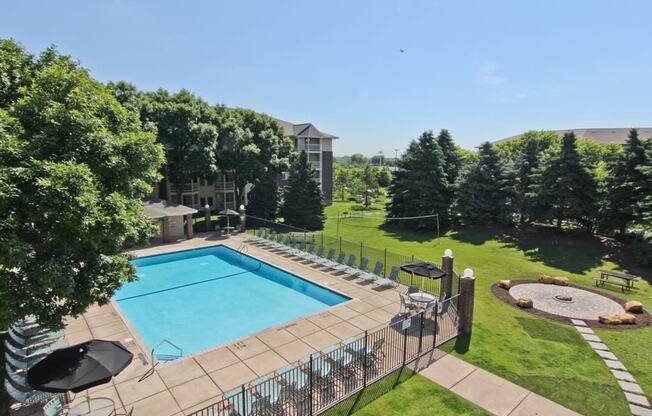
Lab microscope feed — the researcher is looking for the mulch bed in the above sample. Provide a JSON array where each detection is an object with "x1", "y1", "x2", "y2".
[{"x1": 491, "y1": 279, "x2": 652, "y2": 330}]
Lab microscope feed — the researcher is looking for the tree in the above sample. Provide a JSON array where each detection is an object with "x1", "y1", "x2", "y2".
[
  {"x1": 279, "y1": 151, "x2": 325, "y2": 230},
  {"x1": 437, "y1": 129, "x2": 461, "y2": 185},
  {"x1": 0, "y1": 41, "x2": 164, "y2": 329},
  {"x1": 246, "y1": 175, "x2": 280, "y2": 220},
  {"x1": 334, "y1": 165, "x2": 350, "y2": 201},
  {"x1": 216, "y1": 108, "x2": 293, "y2": 206},
  {"x1": 456, "y1": 142, "x2": 512, "y2": 225},
  {"x1": 350, "y1": 153, "x2": 367, "y2": 166},
  {"x1": 602, "y1": 129, "x2": 648, "y2": 234},
  {"x1": 139, "y1": 89, "x2": 220, "y2": 203},
  {"x1": 510, "y1": 136, "x2": 540, "y2": 224},
  {"x1": 531, "y1": 132, "x2": 597, "y2": 231},
  {"x1": 0, "y1": 39, "x2": 35, "y2": 108},
  {"x1": 370, "y1": 154, "x2": 384, "y2": 166},
  {"x1": 357, "y1": 164, "x2": 379, "y2": 208},
  {"x1": 386, "y1": 131, "x2": 451, "y2": 227},
  {"x1": 636, "y1": 138, "x2": 652, "y2": 224},
  {"x1": 376, "y1": 167, "x2": 392, "y2": 187}
]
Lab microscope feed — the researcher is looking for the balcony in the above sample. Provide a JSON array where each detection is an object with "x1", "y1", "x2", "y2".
[
  {"x1": 306, "y1": 144, "x2": 321, "y2": 151},
  {"x1": 310, "y1": 161, "x2": 321, "y2": 170},
  {"x1": 215, "y1": 181, "x2": 235, "y2": 191},
  {"x1": 170, "y1": 182, "x2": 198, "y2": 194}
]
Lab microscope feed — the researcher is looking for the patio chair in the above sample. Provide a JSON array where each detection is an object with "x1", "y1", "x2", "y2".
[
  {"x1": 8, "y1": 327, "x2": 63, "y2": 348},
  {"x1": 11, "y1": 323, "x2": 49, "y2": 338},
  {"x1": 322, "y1": 251, "x2": 346, "y2": 270},
  {"x1": 43, "y1": 397, "x2": 64, "y2": 416},
  {"x1": 224, "y1": 387, "x2": 258, "y2": 416},
  {"x1": 359, "y1": 261, "x2": 383, "y2": 282},
  {"x1": 374, "y1": 266, "x2": 400, "y2": 288},
  {"x1": 5, "y1": 352, "x2": 42, "y2": 371},
  {"x1": 4, "y1": 379, "x2": 53, "y2": 404},
  {"x1": 332, "y1": 254, "x2": 356, "y2": 273},
  {"x1": 304, "y1": 245, "x2": 324, "y2": 262},
  {"x1": 313, "y1": 248, "x2": 336, "y2": 266},
  {"x1": 349, "y1": 257, "x2": 369, "y2": 277},
  {"x1": 5, "y1": 363, "x2": 30, "y2": 389},
  {"x1": 245, "y1": 228, "x2": 265, "y2": 243},
  {"x1": 4, "y1": 338, "x2": 68, "y2": 361},
  {"x1": 407, "y1": 285, "x2": 419, "y2": 294},
  {"x1": 284, "y1": 239, "x2": 306, "y2": 256},
  {"x1": 399, "y1": 294, "x2": 418, "y2": 314}
]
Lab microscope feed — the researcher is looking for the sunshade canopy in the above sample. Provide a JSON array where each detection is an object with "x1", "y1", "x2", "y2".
[
  {"x1": 27, "y1": 340, "x2": 133, "y2": 393},
  {"x1": 219, "y1": 209, "x2": 240, "y2": 216},
  {"x1": 400, "y1": 261, "x2": 446, "y2": 279}
]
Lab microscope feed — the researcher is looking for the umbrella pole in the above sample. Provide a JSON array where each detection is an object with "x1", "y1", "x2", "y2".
[{"x1": 227, "y1": 215, "x2": 230, "y2": 235}]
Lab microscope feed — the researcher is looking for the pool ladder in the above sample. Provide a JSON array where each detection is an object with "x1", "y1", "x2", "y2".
[
  {"x1": 237, "y1": 243, "x2": 249, "y2": 254},
  {"x1": 139, "y1": 339, "x2": 183, "y2": 382}
]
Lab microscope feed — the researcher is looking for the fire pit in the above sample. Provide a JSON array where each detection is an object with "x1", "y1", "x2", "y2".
[{"x1": 554, "y1": 295, "x2": 574, "y2": 303}]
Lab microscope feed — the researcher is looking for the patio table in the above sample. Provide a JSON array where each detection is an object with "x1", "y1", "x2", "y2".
[
  {"x1": 67, "y1": 397, "x2": 115, "y2": 416},
  {"x1": 409, "y1": 292, "x2": 435, "y2": 307}
]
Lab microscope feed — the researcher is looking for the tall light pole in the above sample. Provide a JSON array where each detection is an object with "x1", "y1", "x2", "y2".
[
  {"x1": 378, "y1": 151, "x2": 384, "y2": 167},
  {"x1": 394, "y1": 149, "x2": 399, "y2": 167}
]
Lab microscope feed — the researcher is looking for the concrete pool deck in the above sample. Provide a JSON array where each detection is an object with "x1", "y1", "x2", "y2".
[{"x1": 61, "y1": 232, "x2": 410, "y2": 415}]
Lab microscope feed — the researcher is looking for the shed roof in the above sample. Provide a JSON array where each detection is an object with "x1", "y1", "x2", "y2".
[{"x1": 142, "y1": 197, "x2": 197, "y2": 219}]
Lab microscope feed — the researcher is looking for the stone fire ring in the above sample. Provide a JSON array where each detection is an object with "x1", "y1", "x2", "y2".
[{"x1": 491, "y1": 280, "x2": 652, "y2": 329}]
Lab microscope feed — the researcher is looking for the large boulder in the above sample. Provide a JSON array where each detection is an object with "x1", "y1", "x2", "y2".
[
  {"x1": 599, "y1": 314, "x2": 622, "y2": 325},
  {"x1": 552, "y1": 276, "x2": 569, "y2": 286},
  {"x1": 517, "y1": 297, "x2": 533, "y2": 308},
  {"x1": 624, "y1": 300, "x2": 643, "y2": 314},
  {"x1": 539, "y1": 275, "x2": 553, "y2": 284},
  {"x1": 615, "y1": 313, "x2": 637, "y2": 324},
  {"x1": 499, "y1": 280, "x2": 512, "y2": 289}
]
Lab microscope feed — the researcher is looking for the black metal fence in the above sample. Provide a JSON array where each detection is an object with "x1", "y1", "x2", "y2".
[
  {"x1": 243, "y1": 217, "x2": 459, "y2": 296},
  {"x1": 190, "y1": 295, "x2": 460, "y2": 416}
]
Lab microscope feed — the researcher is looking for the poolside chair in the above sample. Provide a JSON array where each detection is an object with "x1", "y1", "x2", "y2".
[
  {"x1": 400, "y1": 294, "x2": 418, "y2": 314},
  {"x1": 359, "y1": 261, "x2": 384, "y2": 282},
  {"x1": 11, "y1": 322, "x2": 49, "y2": 338},
  {"x1": 4, "y1": 379, "x2": 53, "y2": 404},
  {"x1": 5, "y1": 352, "x2": 41, "y2": 371},
  {"x1": 4, "y1": 338, "x2": 68, "y2": 361},
  {"x1": 407, "y1": 285, "x2": 419, "y2": 294},
  {"x1": 284, "y1": 239, "x2": 306, "y2": 256},
  {"x1": 8, "y1": 327, "x2": 63, "y2": 348},
  {"x1": 5, "y1": 363, "x2": 30, "y2": 389},
  {"x1": 349, "y1": 257, "x2": 369, "y2": 277},
  {"x1": 304, "y1": 245, "x2": 324, "y2": 262},
  {"x1": 224, "y1": 387, "x2": 258, "y2": 416},
  {"x1": 313, "y1": 248, "x2": 336, "y2": 266},
  {"x1": 332, "y1": 254, "x2": 356, "y2": 273},
  {"x1": 322, "y1": 251, "x2": 346, "y2": 270},
  {"x1": 42, "y1": 397, "x2": 64, "y2": 416},
  {"x1": 374, "y1": 266, "x2": 400, "y2": 288},
  {"x1": 245, "y1": 228, "x2": 265, "y2": 243}
]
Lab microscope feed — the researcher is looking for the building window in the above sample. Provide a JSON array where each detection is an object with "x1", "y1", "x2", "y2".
[
  {"x1": 207, "y1": 197, "x2": 213, "y2": 206},
  {"x1": 200, "y1": 197, "x2": 206, "y2": 207}
]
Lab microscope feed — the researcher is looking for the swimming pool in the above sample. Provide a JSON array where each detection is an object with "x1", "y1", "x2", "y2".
[{"x1": 115, "y1": 245, "x2": 349, "y2": 357}]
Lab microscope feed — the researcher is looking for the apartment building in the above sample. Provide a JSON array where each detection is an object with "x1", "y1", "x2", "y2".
[{"x1": 154, "y1": 118, "x2": 337, "y2": 211}]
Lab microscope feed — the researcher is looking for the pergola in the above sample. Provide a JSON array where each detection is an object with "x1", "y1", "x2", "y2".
[{"x1": 142, "y1": 197, "x2": 198, "y2": 242}]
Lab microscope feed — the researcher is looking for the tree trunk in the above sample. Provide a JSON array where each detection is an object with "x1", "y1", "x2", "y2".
[{"x1": 556, "y1": 217, "x2": 562, "y2": 231}]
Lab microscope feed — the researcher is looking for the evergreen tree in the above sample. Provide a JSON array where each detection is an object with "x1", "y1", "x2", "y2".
[
  {"x1": 437, "y1": 129, "x2": 461, "y2": 185},
  {"x1": 456, "y1": 142, "x2": 512, "y2": 225},
  {"x1": 511, "y1": 136, "x2": 540, "y2": 224},
  {"x1": 532, "y1": 132, "x2": 597, "y2": 230},
  {"x1": 603, "y1": 129, "x2": 648, "y2": 234},
  {"x1": 279, "y1": 151, "x2": 325, "y2": 230},
  {"x1": 246, "y1": 175, "x2": 279, "y2": 221},
  {"x1": 636, "y1": 139, "x2": 652, "y2": 224},
  {"x1": 386, "y1": 131, "x2": 450, "y2": 227}
]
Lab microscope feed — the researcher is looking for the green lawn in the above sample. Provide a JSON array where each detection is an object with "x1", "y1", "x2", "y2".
[
  {"x1": 322, "y1": 200, "x2": 652, "y2": 416},
  {"x1": 324, "y1": 369, "x2": 490, "y2": 416}
]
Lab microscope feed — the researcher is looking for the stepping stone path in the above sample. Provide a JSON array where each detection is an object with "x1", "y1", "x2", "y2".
[{"x1": 571, "y1": 319, "x2": 651, "y2": 416}]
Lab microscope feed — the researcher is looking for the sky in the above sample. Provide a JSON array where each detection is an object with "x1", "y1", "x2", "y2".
[{"x1": 2, "y1": 1, "x2": 651, "y2": 155}]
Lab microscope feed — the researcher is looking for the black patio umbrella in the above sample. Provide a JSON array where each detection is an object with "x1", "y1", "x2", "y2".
[
  {"x1": 27, "y1": 340, "x2": 133, "y2": 393},
  {"x1": 400, "y1": 261, "x2": 446, "y2": 290}
]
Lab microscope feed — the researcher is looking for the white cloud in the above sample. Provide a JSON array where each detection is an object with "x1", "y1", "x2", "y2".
[
  {"x1": 475, "y1": 60, "x2": 529, "y2": 103},
  {"x1": 476, "y1": 61, "x2": 506, "y2": 86}
]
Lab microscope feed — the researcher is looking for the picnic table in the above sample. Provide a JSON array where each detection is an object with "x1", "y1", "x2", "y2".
[{"x1": 593, "y1": 269, "x2": 639, "y2": 292}]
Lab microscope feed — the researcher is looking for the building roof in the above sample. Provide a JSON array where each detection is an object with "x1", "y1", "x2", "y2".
[
  {"x1": 142, "y1": 197, "x2": 197, "y2": 219},
  {"x1": 274, "y1": 118, "x2": 338, "y2": 140},
  {"x1": 495, "y1": 128, "x2": 652, "y2": 145}
]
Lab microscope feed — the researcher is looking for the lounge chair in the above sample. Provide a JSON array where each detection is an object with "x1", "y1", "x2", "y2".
[
  {"x1": 270, "y1": 234, "x2": 292, "y2": 250},
  {"x1": 374, "y1": 266, "x2": 400, "y2": 288},
  {"x1": 5, "y1": 363, "x2": 30, "y2": 389},
  {"x1": 5, "y1": 352, "x2": 41, "y2": 371},
  {"x1": 312, "y1": 248, "x2": 336, "y2": 266},
  {"x1": 359, "y1": 261, "x2": 384, "y2": 282},
  {"x1": 8, "y1": 327, "x2": 63, "y2": 348},
  {"x1": 4, "y1": 338, "x2": 68, "y2": 361},
  {"x1": 11, "y1": 323, "x2": 49, "y2": 338},
  {"x1": 4, "y1": 379, "x2": 52, "y2": 404},
  {"x1": 349, "y1": 257, "x2": 369, "y2": 277},
  {"x1": 304, "y1": 245, "x2": 324, "y2": 262},
  {"x1": 245, "y1": 228, "x2": 265, "y2": 243},
  {"x1": 322, "y1": 251, "x2": 345, "y2": 270},
  {"x1": 332, "y1": 254, "x2": 356, "y2": 273},
  {"x1": 284, "y1": 239, "x2": 306, "y2": 256},
  {"x1": 224, "y1": 387, "x2": 258, "y2": 416}
]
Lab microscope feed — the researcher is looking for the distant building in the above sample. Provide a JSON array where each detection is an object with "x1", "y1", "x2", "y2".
[
  {"x1": 153, "y1": 118, "x2": 338, "y2": 211},
  {"x1": 495, "y1": 128, "x2": 652, "y2": 145}
]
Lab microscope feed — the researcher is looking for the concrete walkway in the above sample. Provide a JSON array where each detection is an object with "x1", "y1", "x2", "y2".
[{"x1": 416, "y1": 352, "x2": 581, "y2": 416}]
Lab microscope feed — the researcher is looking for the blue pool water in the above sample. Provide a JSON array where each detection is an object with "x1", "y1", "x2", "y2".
[{"x1": 115, "y1": 245, "x2": 349, "y2": 356}]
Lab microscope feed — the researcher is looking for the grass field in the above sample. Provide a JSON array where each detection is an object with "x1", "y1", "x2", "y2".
[{"x1": 323, "y1": 199, "x2": 652, "y2": 416}]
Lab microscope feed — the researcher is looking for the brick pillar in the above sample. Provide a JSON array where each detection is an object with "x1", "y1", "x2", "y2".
[
  {"x1": 441, "y1": 249, "x2": 454, "y2": 300},
  {"x1": 186, "y1": 214, "x2": 194, "y2": 239},
  {"x1": 162, "y1": 217, "x2": 172, "y2": 243},
  {"x1": 459, "y1": 268, "x2": 476, "y2": 334},
  {"x1": 204, "y1": 205, "x2": 212, "y2": 232}
]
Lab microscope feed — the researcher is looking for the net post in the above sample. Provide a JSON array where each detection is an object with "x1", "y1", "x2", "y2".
[{"x1": 384, "y1": 248, "x2": 387, "y2": 277}]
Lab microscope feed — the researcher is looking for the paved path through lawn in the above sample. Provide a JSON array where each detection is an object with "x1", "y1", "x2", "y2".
[
  {"x1": 415, "y1": 352, "x2": 580, "y2": 416},
  {"x1": 571, "y1": 319, "x2": 652, "y2": 416}
]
